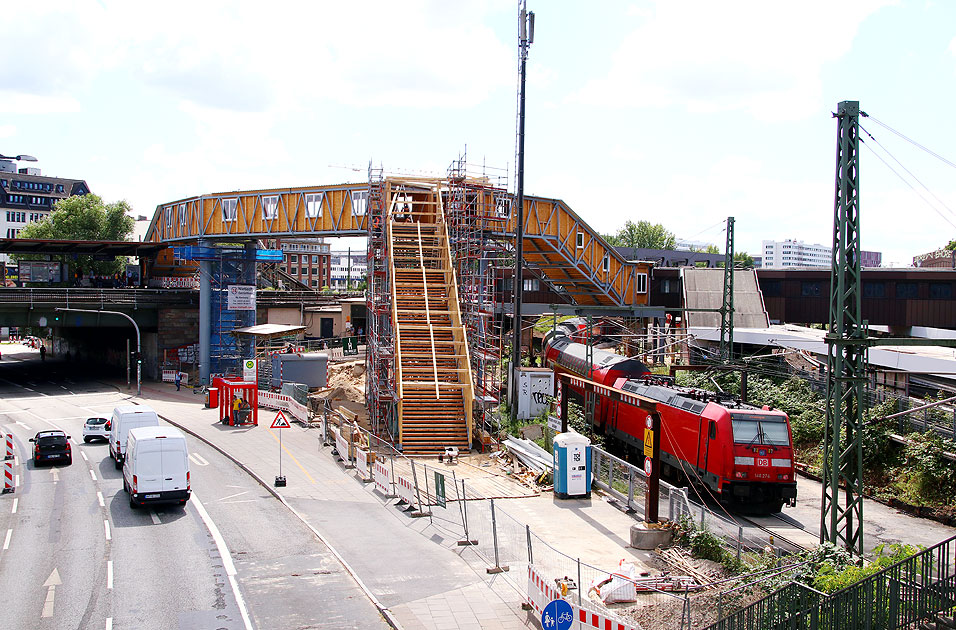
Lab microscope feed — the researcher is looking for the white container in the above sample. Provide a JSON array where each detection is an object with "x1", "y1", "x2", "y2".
[{"x1": 513, "y1": 367, "x2": 554, "y2": 420}]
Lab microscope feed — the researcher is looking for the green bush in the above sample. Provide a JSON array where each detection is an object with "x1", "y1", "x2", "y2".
[
  {"x1": 894, "y1": 432, "x2": 956, "y2": 505},
  {"x1": 812, "y1": 543, "x2": 920, "y2": 593}
]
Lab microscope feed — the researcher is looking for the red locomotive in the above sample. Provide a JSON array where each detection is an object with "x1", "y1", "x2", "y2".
[{"x1": 543, "y1": 319, "x2": 797, "y2": 513}]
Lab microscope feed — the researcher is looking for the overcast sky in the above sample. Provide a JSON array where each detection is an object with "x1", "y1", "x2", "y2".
[{"x1": 4, "y1": 0, "x2": 956, "y2": 266}]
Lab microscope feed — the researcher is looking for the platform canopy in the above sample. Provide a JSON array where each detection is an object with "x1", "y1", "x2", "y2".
[{"x1": 231, "y1": 323, "x2": 306, "y2": 339}]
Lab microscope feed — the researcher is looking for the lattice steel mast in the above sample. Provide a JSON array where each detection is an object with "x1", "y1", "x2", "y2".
[
  {"x1": 719, "y1": 216, "x2": 735, "y2": 363},
  {"x1": 822, "y1": 100, "x2": 866, "y2": 554}
]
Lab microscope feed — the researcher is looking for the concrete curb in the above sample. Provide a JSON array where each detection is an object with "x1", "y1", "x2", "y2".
[{"x1": 112, "y1": 380, "x2": 405, "y2": 630}]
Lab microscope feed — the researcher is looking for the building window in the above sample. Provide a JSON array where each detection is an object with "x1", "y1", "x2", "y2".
[
  {"x1": 290, "y1": 267, "x2": 298, "y2": 275},
  {"x1": 222, "y1": 198, "x2": 238, "y2": 222},
  {"x1": 495, "y1": 194, "x2": 511, "y2": 218},
  {"x1": 522, "y1": 278, "x2": 540, "y2": 292},
  {"x1": 930, "y1": 282, "x2": 952, "y2": 300},
  {"x1": 279, "y1": 266, "x2": 286, "y2": 272},
  {"x1": 896, "y1": 282, "x2": 918, "y2": 299},
  {"x1": 602, "y1": 253, "x2": 610, "y2": 273},
  {"x1": 311, "y1": 267, "x2": 318, "y2": 275},
  {"x1": 350, "y1": 190, "x2": 367, "y2": 216},
  {"x1": 502, "y1": 278, "x2": 513, "y2": 291},
  {"x1": 636, "y1": 272, "x2": 648, "y2": 293},
  {"x1": 262, "y1": 195, "x2": 279, "y2": 220},
  {"x1": 761, "y1": 280, "x2": 782, "y2": 297},
  {"x1": 164, "y1": 206, "x2": 172, "y2": 229},
  {"x1": 290, "y1": 254, "x2": 298, "y2": 263},
  {"x1": 179, "y1": 203, "x2": 187, "y2": 226},
  {"x1": 312, "y1": 255, "x2": 318, "y2": 264},
  {"x1": 801, "y1": 281, "x2": 822, "y2": 297},
  {"x1": 312, "y1": 279, "x2": 319, "y2": 287},
  {"x1": 56, "y1": 185, "x2": 64, "y2": 193},
  {"x1": 576, "y1": 232, "x2": 584, "y2": 249},
  {"x1": 305, "y1": 193, "x2": 323, "y2": 218},
  {"x1": 863, "y1": 281, "x2": 885, "y2": 298}
]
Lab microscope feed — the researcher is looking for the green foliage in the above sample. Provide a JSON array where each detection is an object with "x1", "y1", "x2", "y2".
[
  {"x1": 672, "y1": 515, "x2": 728, "y2": 563},
  {"x1": 604, "y1": 220, "x2": 677, "y2": 250},
  {"x1": 811, "y1": 543, "x2": 920, "y2": 593},
  {"x1": 533, "y1": 315, "x2": 576, "y2": 335},
  {"x1": 894, "y1": 432, "x2": 956, "y2": 505},
  {"x1": 13, "y1": 194, "x2": 136, "y2": 278},
  {"x1": 945, "y1": 239, "x2": 956, "y2": 251}
]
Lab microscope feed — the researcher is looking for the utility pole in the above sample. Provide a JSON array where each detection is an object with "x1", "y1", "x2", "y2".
[
  {"x1": 510, "y1": 2, "x2": 534, "y2": 421},
  {"x1": 719, "y1": 216, "x2": 735, "y2": 363},
  {"x1": 822, "y1": 100, "x2": 866, "y2": 555}
]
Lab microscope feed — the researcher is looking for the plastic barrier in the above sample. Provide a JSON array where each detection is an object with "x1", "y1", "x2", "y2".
[
  {"x1": 395, "y1": 474, "x2": 418, "y2": 510},
  {"x1": 258, "y1": 391, "x2": 290, "y2": 411},
  {"x1": 5, "y1": 433, "x2": 13, "y2": 460},
  {"x1": 355, "y1": 447, "x2": 370, "y2": 481},
  {"x1": 373, "y1": 458, "x2": 392, "y2": 496},
  {"x1": 333, "y1": 427, "x2": 352, "y2": 468},
  {"x1": 288, "y1": 398, "x2": 310, "y2": 424},
  {"x1": 526, "y1": 565, "x2": 638, "y2": 630},
  {"x1": 2, "y1": 459, "x2": 14, "y2": 494},
  {"x1": 161, "y1": 370, "x2": 189, "y2": 385}
]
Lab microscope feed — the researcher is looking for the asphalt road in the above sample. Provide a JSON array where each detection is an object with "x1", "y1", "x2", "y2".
[{"x1": 0, "y1": 343, "x2": 387, "y2": 629}]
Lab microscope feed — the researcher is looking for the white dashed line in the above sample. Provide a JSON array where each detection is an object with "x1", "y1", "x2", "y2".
[
  {"x1": 104, "y1": 520, "x2": 111, "y2": 541},
  {"x1": 150, "y1": 511, "x2": 161, "y2": 525},
  {"x1": 97, "y1": 492, "x2": 105, "y2": 507},
  {"x1": 11, "y1": 498, "x2": 17, "y2": 514},
  {"x1": 107, "y1": 560, "x2": 113, "y2": 589},
  {"x1": 2, "y1": 529, "x2": 10, "y2": 550},
  {"x1": 15, "y1": 421, "x2": 30, "y2": 430},
  {"x1": 81, "y1": 451, "x2": 88, "y2": 461},
  {"x1": 106, "y1": 618, "x2": 112, "y2": 630},
  {"x1": 89, "y1": 470, "x2": 97, "y2": 481},
  {"x1": 14, "y1": 475, "x2": 18, "y2": 487},
  {"x1": 188, "y1": 453, "x2": 209, "y2": 466},
  {"x1": 193, "y1": 496, "x2": 254, "y2": 630}
]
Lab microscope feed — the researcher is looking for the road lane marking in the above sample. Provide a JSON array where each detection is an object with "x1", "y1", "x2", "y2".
[
  {"x1": 106, "y1": 618, "x2": 112, "y2": 630},
  {"x1": 11, "y1": 498, "x2": 17, "y2": 514},
  {"x1": 192, "y1": 496, "x2": 254, "y2": 630},
  {"x1": 41, "y1": 569, "x2": 60, "y2": 617},
  {"x1": 89, "y1": 470, "x2": 97, "y2": 481},
  {"x1": 3, "y1": 529, "x2": 10, "y2": 549},
  {"x1": 149, "y1": 511, "x2": 161, "y2": 525},
  {"x1": 267, "y1": 429, "x2": 316, "y2": 483},
  {"x1": 188, "y1": 453, "x2": 209, "y2": 466},
  {"x1": 107, "y1": 560, "x2": 113, "y2": 589},
  {"x1": 15, "y1": 421, "x2": 31, "y2": 430},
  {"x1": 218, "y1": 490, "x2": 249, "y2": 502},
  {"x1": 97, "y1": 491, "x2": 105, "y2": 507},
  {"x1": 15, "y1": 474, "x2": 19, "y2": 487},
  {"x1": 50, "y1": 469, "x2": 58, "y2": 484},
  {"x1": 104, "y1": 520, "x2": 111, "y2": 541},
  {"x1": 81, "y1": 451, "x2": 88, "y2": 461}
]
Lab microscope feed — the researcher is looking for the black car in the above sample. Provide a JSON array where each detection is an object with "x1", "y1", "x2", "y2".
[{"x1": 30, "y1": 430, "x2": 72, "y2": 466}]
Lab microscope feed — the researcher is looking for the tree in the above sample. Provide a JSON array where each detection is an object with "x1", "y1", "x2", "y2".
[
  {"x1": 608, "y1": 220, "x2": 677, "y2": 250},
  {"x1": 716, "y1": 252, "x2": 756, "y2": 268},
  {"x1": 945, "y1": 239, "x2": 956, "y2": 251},
  {"x1": 13, "y1": 194, "x2": 136, "y2": 278}
]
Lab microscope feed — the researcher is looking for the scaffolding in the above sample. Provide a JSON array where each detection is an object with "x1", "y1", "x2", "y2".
[
  {"x1": 445, "y1": 152, "x2": 512, "y2": 434},
  {"x1": 365, "y1": 166, "x2": 397, "y2": 438}
]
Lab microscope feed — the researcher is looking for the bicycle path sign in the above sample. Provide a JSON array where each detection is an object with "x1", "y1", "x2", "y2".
[{"x1": 542, "y1": 598, "x2": 573, "y2": 630}]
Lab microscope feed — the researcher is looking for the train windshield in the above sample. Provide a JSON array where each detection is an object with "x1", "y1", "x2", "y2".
[{"x1": 730, "y1": 413, "x2": 790, "y2": 446}]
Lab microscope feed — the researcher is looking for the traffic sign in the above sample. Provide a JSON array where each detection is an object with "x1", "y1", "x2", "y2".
[
  {"x1": 644, "y1": 456, "x2": 653, "y2": 477},
  {"x1": 270, "y1": 411, "x2": 292, "y2": 429},
  {"x1": 343, "y1": 336, "x2": 359, "y2": 356},
  {"x1": 643, "y1": 428, "x2": 654, "y2": 456},
  {"x1": 541, "y1": 598, "x2": 573, "y2": 630}
]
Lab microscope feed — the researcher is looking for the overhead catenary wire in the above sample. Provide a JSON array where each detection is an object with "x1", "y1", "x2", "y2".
[{"x1": 866, "y1": 115, "x2": 956, "y2": 172}]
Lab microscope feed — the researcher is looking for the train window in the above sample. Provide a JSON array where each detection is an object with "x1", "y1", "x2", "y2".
[
  {"x1": 732, "y1": 419, "x2": 760, "y2": 445},
  {"x1": 708, "y1": 421, "x2": 716, "y2": 440},
  {"x1": 761, "y1": 422, "x2": 789, "y2": 446},
  {"x1": 731, "y1": 413, "x2": 789, "y2": 446}
]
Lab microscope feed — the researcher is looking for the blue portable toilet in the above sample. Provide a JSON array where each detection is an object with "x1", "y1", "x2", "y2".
[{"x1": 553, "y1": 432, "x2": 592, "y2": 499}]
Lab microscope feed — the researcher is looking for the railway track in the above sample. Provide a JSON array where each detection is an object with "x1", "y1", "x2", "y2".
[{"x1": 737, "y1": 511, "x2": 819, "y2": 554}]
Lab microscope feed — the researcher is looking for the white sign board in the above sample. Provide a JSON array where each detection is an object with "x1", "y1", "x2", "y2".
[
  {"x1": 227, "y1": 285, "x2": 256, "y2": 311},
  {"x1": 547, "y1": 415, "x2": 562, "y2": 432},
  {"x1": 242, "y1": 359, "x2": 257, "y2": 382}
]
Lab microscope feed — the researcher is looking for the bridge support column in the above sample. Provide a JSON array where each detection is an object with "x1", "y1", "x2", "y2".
[
  {"x1": 199, "y1": 241, "x2": 211, "y2": 385},
  {"x1": 242, "y1": 241, "x2": 257, "y2": 359}
]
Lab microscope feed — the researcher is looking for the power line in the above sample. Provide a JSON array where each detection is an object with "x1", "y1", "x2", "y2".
[{"x1": 866, "y1": 115, "x2": 956, "y2": 171}]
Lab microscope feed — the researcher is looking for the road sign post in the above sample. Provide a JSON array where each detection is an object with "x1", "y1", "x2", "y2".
[{"x1": 271, "y1": 411, "x2": 291, "y2": 487}]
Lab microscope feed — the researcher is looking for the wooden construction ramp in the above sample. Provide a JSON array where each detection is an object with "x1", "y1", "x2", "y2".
[{"x1": 389, "y1": 181, "x2": 473, "y2": 456}]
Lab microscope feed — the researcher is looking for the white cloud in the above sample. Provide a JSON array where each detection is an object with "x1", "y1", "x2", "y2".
[
  {"x1": 0, "y1": 92, "x2": 82, "y2": 115},
  {"x1": 572, "y1": 0, "x2": 893, "y2": 121},
  {"x1": 0, "y1": 125, "x2": 16, "y2": 139}
]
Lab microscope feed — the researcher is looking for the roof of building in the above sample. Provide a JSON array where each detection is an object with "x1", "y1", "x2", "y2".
[
  {"x1": 231, "y1": 323, "x2": 307, "y2": 338},
  {"x1": 0, "y1": 238, "x2": 167, "y2": 258}
]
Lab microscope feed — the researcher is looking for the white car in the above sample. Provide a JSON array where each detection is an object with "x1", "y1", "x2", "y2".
[{"x1": 82, "y1": 417, "x2": 110, "y2": 443}]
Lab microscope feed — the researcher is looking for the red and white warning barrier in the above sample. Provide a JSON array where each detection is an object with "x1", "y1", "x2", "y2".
[
  {"x1": 527, "y1": 565, "x2": 639, "y2": 630},
  {"x1": 395, "y1": 474, "x2": 418, "y2": 510},
  {"x1": 259, "y1": 392, "x2": 311, "y2": 424},
  {"x1": 288, "y1": 398, "x2": 310, "y2": 424},
  {"x1": 355, "y1": 447, "x2": 370, "y2": 481},
  {"x1": 161, "y1": 370, "x2": 189, "y2": 385},
  {"x1": 5, "y1": 433, "x2": 14, "y2": 460},
  {"x1": 333, "y1": 427, "x2": 352, "y2": 468},
  {"x1": 373, "y1": 458, "x2": 393, "y2": 496},
  {"x1": 2, "y1": 459, "x2": 14, "y2": 494}
]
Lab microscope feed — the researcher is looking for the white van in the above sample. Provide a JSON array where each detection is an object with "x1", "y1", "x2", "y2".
[
  {"x1": 123, "y1": 426, "x2": 191, "y2": 509},
  {"x1": 110, "y1": 405, "x2": 160, "y2": 469}
]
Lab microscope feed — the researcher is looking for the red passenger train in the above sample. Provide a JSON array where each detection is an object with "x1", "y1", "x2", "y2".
[{"x1": 543, "y1": 319, "x2": 797, "y2": 512}]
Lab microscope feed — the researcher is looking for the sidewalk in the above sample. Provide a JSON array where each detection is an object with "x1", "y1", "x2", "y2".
[{"x1": 130, "y1": 382, "x2": 650, "y2": 630}]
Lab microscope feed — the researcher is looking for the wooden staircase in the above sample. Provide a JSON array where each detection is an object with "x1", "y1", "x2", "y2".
[{"x1": 390, "y1": 217, "x2": 474, "y2": 456}]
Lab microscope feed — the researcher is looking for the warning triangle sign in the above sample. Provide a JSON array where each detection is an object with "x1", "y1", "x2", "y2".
[{"x1": 270, "y1": 411, "x2": 292, "y2": 429}]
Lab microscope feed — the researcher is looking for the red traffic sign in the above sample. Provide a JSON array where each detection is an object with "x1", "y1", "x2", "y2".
[
  {"x1": 644, "y1": 456, "x2": 653, "y2": 477},
  {"x1": 270, "y1": 411, "x2": 292, "y2": 429}
]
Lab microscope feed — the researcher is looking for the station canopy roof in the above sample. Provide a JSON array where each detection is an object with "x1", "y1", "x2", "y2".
[
  {"x1": 0, "y1": 238, "x2": 167, "y2": 258},
  {"x1": 231, "y1": 323, "x2": 306, "y2": 339}
]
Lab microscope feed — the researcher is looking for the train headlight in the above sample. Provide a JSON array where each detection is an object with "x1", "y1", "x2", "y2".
[{"x1": 734, "y1": 456, "x2": 755, "y2": 466}]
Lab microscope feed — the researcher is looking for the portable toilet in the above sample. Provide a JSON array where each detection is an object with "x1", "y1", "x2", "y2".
[{"x1": 553, "y1": 432, "x2": 592, "y2": 499}]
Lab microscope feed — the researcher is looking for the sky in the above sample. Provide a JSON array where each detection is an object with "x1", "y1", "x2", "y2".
[{"x1": 3, "y1": 0, "x2": 956, "y2": 267}]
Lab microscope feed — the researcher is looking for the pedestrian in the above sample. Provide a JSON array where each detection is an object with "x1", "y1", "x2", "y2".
[
  {"x1": 175, "y1": 371, "x2": 182, "y2": 391},
  {"x1": 40, "y1": 345, "x2": 46, "y2": 361},
  {"x1": 232, "y1": 395, "x2": 241, "y2": 425}
]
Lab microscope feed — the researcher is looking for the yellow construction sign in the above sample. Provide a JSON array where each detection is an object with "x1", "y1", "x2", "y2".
[{"x1": 643, "y1": 428, "x2": 654, "y2": 456}]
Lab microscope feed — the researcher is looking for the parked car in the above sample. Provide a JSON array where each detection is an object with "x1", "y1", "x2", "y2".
[
  {"x1": 82, "y1": 417, "x2": 110, "y2": 443},
  {"x1": 30, "y1": 430, "x2": 72, "y2": 466},
  {"x1": 123, "y1": 426, "x2": 191, "y2": 509}
]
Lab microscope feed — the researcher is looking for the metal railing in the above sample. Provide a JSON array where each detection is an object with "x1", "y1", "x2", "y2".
[
  {"x1": 706, "y1": 534, "x2": 956, "y2": 630},
  {"x1": 0, "y1": 287, "x2": 196, "y2": 307}
]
